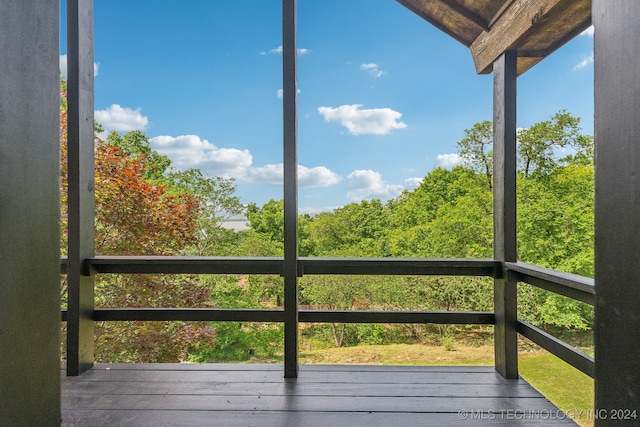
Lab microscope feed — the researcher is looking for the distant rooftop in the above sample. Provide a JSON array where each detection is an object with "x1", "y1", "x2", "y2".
[{"x1": 221, "y1": 217, "x2": 250, "y2": 232}]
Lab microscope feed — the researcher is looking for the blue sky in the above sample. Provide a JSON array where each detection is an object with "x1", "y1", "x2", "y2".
[{"x1": 61, "y1": 1, "x2": 594, "y2": 214}]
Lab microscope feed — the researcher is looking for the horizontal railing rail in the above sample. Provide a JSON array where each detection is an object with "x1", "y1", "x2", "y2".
[
  {"x1": 299, "y1": 258, "x2": 499, "y2": 277},
  {"x1": 61, "y1": 308, "x2": 494, "y2": 325},
  {"x1": 87, "y1": 256, "x2": 284, "y2": 275},
  {"x1": 504, "y1": 262, "x2": 595, "y2": 378},
  {"x1": 62, "y1": 308, "x2": 285, "y2": 322},
  {"x1": 517, "y1": 320, "x2": 595, "y2": 377},
  {"x1": 298, "y1": 310, "x2": 494, "y2": 324},
  {"x1": 62, "y1": 256, "x2": 595, "y2": 379},
  {"x1": 62, "y1": 256, "x2": 500, "y2": 277},
  {"x1": 506, "y1": 261, "x2": 595, "y2": 305}
]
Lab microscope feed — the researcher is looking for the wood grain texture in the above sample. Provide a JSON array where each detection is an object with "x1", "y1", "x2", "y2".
[
  {"x1": 506, "y1": 262, "x2": 594, "y2": 305},
  {"x1": 470, "y1": 0, "x2": 590, "y2": 74},
  {"x1": 397, "y1": 0, "x2": 591, "y2": 75},
  {"x1": 0, "y1": 2, "x2": 61, "y2": 424},
  {"x1": 493, "y1": 51, "x2": 518, "y2": 379},
  {"x1": 593, "y1": 0, "x2": 640, "y2": 421},
  {"x1": 66, "y1": 0, "x2": 96, "y2": 376},
  {"x1": 61, "y1": 364, "x2": 577, "y2": 426}
]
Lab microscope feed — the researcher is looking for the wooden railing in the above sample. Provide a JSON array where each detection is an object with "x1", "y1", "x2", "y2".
[
  {"x1": 61, "y1": 257, "x2": 498, "y2": 325},
  {"x1": 61, "y1": 256, "x2": 594, "y2": 378},
  {"x1": 507, "y1": 262, "x2": 595, "y2": 378}
]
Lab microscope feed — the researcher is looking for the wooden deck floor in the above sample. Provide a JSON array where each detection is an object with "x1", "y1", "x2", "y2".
[{"x1": 61, "y1": 364, "x2": 577, "y2": 426}]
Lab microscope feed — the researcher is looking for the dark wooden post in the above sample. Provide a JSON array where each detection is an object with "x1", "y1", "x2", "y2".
[
  {"x1": 593, "y1": 1, "x2": 640, "y2": 423},
  {"x1": 66, "y1": 0, "x2": 96, "y2": 376},
  {"x1": 493, "y1": 50, "x2": 518, "y2": 379},
  {"x1": 0, "y1": 1, "x2": 61, "y2": 424},
  {"x1": 282, "y1": 0, "x2": 299, "y2": 378}
]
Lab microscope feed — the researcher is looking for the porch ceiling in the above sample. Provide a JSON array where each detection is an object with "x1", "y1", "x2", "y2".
[{"x1": 396, "y1": 0, "x2": 592, "y2": 75}]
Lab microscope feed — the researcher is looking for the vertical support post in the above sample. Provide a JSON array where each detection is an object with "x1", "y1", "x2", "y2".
[
  {"x1": 0, "y1": 1, "x2": 61, "y2": 424},
  {"x1": 282, "y1": 0, "x2": 299, "y2": 378},
  {"x1": 593, "y1": 1, "x2": 640, "y2": 423},
  {"x1": 493, "y1": 50, "x2": 518, "y2": 379},
  {"x1": 67, "y1": 0, "x2": 96, "y2": 376}
]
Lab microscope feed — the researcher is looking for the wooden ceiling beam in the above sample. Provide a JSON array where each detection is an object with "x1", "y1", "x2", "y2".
[
  {"x1": 437, "y1": 0, "x2": 490, "y2": 32},
  {"x1": 470, "y1": 0, "x2": 591, "y2": 74},
  {"x1": 396, "y1": 0, "x2": 485, "y2": 46},
  {"x1": 487, "y1": 0, "x2": 517, "y2": 28}
]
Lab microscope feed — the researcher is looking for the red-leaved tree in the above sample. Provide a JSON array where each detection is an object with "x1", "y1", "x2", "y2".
[{"x1": 60, "y1": 80, "x2": 217, "y2": 362}]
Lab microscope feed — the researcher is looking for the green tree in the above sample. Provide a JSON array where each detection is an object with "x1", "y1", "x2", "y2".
[
  {"x1": 388, "y1": 111, "x2": 594, "y2": 333},
  {"x1": 105, "y1": 130, "x2": 246, "y2": 256},
  {"x1": 60, "y1": 82, "x2": 248, "y2": 361},
  {"x1": 518, "y1": 164, "x2": 594, "y2": 276},
  {"x1": 456, "y1": 120, "x2": 493, "y2": 189},
  {"x1": 517, "y1": 109, "x2": 592, "y2": 177},
  {"x1": 309, "y1": 199, "x2": 391, "y2": 256},
  {"x1": 517, "y1": 162, "x2": 594, "y2": 331},
  {"x1": 166, "y1": 168, "x2": 244, "y2": 255},
  {"x1": 300, "y1": 274, "x2": 404, "y2": 347},
  {"x1": 246, "y1": 199, "x2": 285, "y2": 243},
  {"x1": 90, "y1": 140, "x2": 218, "y2": 362},
  {"x1": 454, "y1": 110, "x2": 593, "y2": 180},
  {"x1": 106, "y1": 130, "x2": 172, "y2": 181},
  {"x1": 388, "y1": 167, "x2": 489, "y2": 257},
  {"x1": 231, "y1": 230, "x2": 285, "y2": 307},
  {"x1": 246, "y1": 199, "x2": 314, "y2": 256}
]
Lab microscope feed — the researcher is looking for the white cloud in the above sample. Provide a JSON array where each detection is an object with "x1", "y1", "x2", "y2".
[
  {"x1": 299, "y1": 205, "x2": 341, "y2": 215},
  {"x1": 95, "y1": 104, "x2": 148, "y2": 132},
  {"x1": 150, "y1": 134, "x2": 253, "y2": 179},
  {"x1": 360, "y1": 63, "x2": 384, "y2": 78},
  {"x1": 277, "y1": 88, "x2": 301, "y2": 99},
  {"x1": 580, "y1": 26, "x2": 594, "y2": 37},
  {"x1": 261, "y1": 45, "x2": 310, "y2": 56},
  {"x1": 59, "y1": 54, "x2": 99, "y2": 78},
  {"x1": 573, "y1": 27, "x2": 593, "y2": 70},
  {"x1": 266, "y1": 45, "x2": 283, "y2": 55},
  {"x1": 435, "y1": 153, "x2": 463, "y2": 169},
  {"x1": 574, "y1": 52, "x2": 594, "y2": 70},
  {"x1": 404, "y1": 177, "x2": 423, "y2": 190},
  {"x1": 149, "y1": 135, "x2": 341, "y2": 188},
  {"x1": 299, "y1": 165, "x2": 342, "y2": 188},
  {"x1": 347, "y1": 170, "x2": 404, "y2": 201},
  {"x1": 318, "y1": 104, "x2": 407, "y2": 136},
  {"x1": 246, "y1": 163, "x2": 282, "y2": 184},
  {"x1": 248, "y1": 163, "x2": 341, "y2": 188}
]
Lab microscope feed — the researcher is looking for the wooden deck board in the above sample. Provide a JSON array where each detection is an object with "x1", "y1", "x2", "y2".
[
  {"x1": 62, "y1": 382, "x2": 542, "y2": 398},
  {"x1": 61, "y1": 410, "x2": 577, "y2": 426},
  {"x1": 61, "y1": 364, "x2": 577, "y2": 426}
]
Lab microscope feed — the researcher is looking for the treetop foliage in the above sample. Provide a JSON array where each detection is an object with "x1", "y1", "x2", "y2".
[
  {"x1": 61, "y1": 80, "x2": 594, "y2": 362},
  {"x1": 60, "y1": 78, "x2": 245, "y2": 362},
  {"x1": 244, "y1": 109, "x2": 594, "y2": 333}
]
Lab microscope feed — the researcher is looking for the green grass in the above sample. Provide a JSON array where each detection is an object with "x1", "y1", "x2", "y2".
[
  {"x1": 300, "y1": 343, "x2": 494, "y2": 365},
  {"x1": 519, "y1": 352, "x2": 594, "y2": 427}
]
